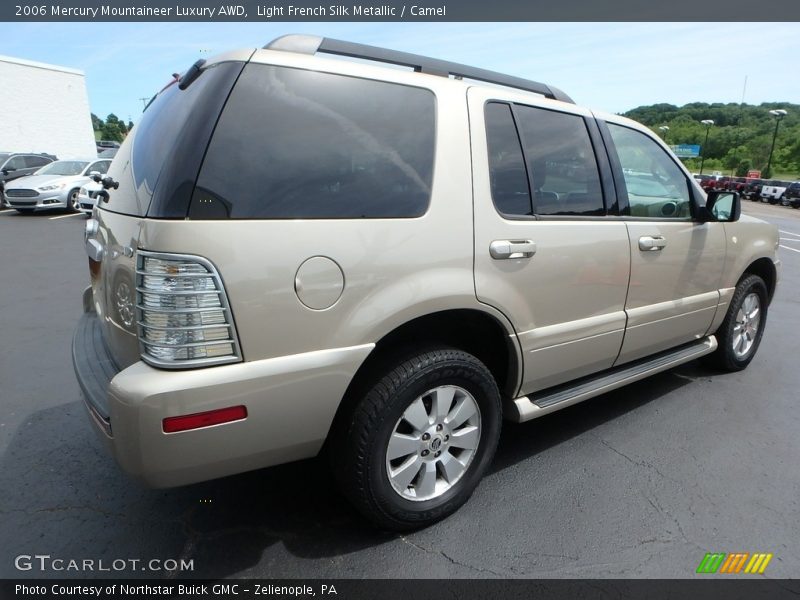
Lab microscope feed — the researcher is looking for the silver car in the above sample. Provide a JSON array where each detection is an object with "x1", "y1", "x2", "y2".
[{"x1": 4, "y1": 158, "x2": 111, "y2": 213}]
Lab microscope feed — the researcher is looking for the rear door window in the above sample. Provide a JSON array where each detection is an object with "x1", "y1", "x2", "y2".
[
  {"x1": 484, "y1": 102, "x2": 532, "y2": 216},
  {"x1": 514, "y1": 105, "x2": 605, "y2": 216},
  {"x1": 190, "y1": 65, "x2": 436, "y2": 219}
]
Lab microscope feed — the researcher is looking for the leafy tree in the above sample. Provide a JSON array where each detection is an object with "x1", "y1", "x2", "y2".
[{"x1": 624, "y1": 102, "x2": 800, "y2": 178}]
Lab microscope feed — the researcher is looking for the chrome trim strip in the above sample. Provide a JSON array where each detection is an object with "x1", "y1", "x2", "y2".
[
  {"x1": 137, "y1": 322, "x2": 231, "y2": 332},
  {"x1": 134, "y1": 306, "x2": 226, "y2": 315},
  {"x1": 144, "y1": 340, "x2": 234, "y2": 349},
  {"x1": 137, "y1": 287, "x2": 222, "y2": 296}
]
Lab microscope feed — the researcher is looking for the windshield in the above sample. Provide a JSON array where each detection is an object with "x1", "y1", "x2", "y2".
[
  {"x1": 36, "y1": 160, "x2": 90, "y2": 176},
  {"x1": 0, "y1": 153, "x2": 10, "y2": 164},
  {"x1": 625, "y1": 174, "x2": 684, "y2": 200}
]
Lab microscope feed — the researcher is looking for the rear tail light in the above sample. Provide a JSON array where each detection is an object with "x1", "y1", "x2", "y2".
[{"x1": 136, "y1": 251, "x2": 242, "y2": 368}]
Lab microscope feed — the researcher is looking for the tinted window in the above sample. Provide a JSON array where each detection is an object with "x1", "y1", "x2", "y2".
[
  {"x1": 100, "y1": 60, "x2": 244, "y2": 217},
  {"x1": 515, "y1": 105, "x2": 604, "y2": 216},
  {"x1": 25, "y1": 156, "x2": 51, "y2": 168},
  {"x1": 607, "y1": 124, "x2": 692, "y2": 219},
  {"x1": 5, "y1": 156, "x2": 26, "y2": 170},
  {"x1": 485, "y1": 102, "x2": 531, "y2": 216},
  {"x1": 191, "y1": 65, "x2": 436, "y2": 219}
]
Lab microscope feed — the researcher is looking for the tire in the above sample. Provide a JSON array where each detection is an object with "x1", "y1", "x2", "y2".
[
  {"x1": 705, "y1": 274, "x2": 768, "y2": 372},
  {"x1": 780, "y1": 195, "x2": 789, "y2": 207},
  {"x1": 332, "y1": 347, "x2": 502, "y2": 530},
  {"x1": 65, "y1": 188, "x2": 80, "y2": 213}
]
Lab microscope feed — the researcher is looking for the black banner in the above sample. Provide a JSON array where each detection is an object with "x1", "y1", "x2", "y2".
[
  {"x1": 3, "y1": 580, "x2": 800, "y2": 600},
  {"x1": 2, "y1": 0, "x2": 800, "y2": 22}
]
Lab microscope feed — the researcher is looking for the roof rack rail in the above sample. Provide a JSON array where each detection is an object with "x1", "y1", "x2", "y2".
[{"x1": 263, "y1": 34, "x2": 574, "y2": 104}]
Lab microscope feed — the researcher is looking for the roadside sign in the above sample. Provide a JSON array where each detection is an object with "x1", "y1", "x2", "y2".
[
  {"x1": 747, "y1": 170, "x2": 761, "y2": 178},
  {"x1": 671, "y1": 144, "x2": 701, "y2": 158}
]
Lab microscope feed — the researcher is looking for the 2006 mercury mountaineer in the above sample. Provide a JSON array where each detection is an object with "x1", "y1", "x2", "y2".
[{"x1": 73, "y1": 35, "x2": 780, "y2": 530}]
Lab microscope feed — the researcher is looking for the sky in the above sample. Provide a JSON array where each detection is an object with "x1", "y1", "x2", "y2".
[{"x1": 0, "y1": 22, "x2": 797, "y2": 126}]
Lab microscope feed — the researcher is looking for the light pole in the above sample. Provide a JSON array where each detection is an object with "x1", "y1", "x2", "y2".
[
  {"x1": 699, "y1": 119, "x2": 714, "y2": 175},
  {"x1": 765, "y1": 109, "x2": 787, "y2": 178},
  {"x1": 658, "y1": 125, "x2": 670, "y2": 144}
]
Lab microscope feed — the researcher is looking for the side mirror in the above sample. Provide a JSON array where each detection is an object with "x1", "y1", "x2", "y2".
[
  {"x1": 3, "y1": 167, "x2": 14, "y2": 174},
  {"x1": 701, "y1": 191, "x2": 741, "y2": 223},
  {"x1": 88, "y1": 171, "x2": 101, "y2": 179}
]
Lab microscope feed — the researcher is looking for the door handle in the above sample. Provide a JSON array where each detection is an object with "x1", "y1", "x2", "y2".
[
  {"x1": 638, "y1": 235, "x2": 667, "y2": 251},
  {"x1": 490, "y1": 240, "x2": 537, "y2": 259}
]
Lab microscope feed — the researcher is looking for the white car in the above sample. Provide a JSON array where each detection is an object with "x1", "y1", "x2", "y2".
[{"x1": 77, "y1": 179, "x2": 104, "y2": 215}]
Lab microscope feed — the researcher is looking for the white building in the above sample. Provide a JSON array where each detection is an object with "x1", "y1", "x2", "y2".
[{"x1": 0, "y1": 55, "x2": 96, "y2": 159}]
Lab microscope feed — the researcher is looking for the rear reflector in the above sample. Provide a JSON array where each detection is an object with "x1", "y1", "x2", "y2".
[{"x1": 162, "y1": 405, "x2": 247, "y2": 433}]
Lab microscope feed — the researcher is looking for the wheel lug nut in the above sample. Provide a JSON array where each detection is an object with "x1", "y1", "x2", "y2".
[
  {"x1": 421, "y1": 449, "x2": 429, "y2": 456},
  {"x1": 434, "y1": 451, "x2": 441, "y2": 457},
  {"x1": 444, "y1": 435, "x2": 449, "y2": 441},
  {"x1": 436, "y1": 424, "x2": 443, "y2": 431},
  {"x1": 422, "y1": 433, "x2": 430, "y2": 441}
]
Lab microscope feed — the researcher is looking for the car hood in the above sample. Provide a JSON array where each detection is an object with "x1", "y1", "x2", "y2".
[{"x1": 5, "y1": 174, "x2": 89, "y2": 189}]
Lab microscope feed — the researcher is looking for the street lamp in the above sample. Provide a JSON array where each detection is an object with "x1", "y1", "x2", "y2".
[
  {"x1": 699, "y1": 119, "x2": 714, "y2": 175},
  {"x1": 658, "y1": 126, "x2": 670, "y2": 143},
  {"x1": 765, "y1": 109, "x2": 788, "y2": 178}
]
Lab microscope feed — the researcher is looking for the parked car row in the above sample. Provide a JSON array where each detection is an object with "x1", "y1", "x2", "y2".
[
  {"x1": 2, "y1": 158, "x2": 112, "y2": 213},
  {"x1": 693, "y1": 174, "x2": 800, "y2": 208}
]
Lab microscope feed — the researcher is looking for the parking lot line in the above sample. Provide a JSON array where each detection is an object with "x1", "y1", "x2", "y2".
[
  {"x1": 779, "y1": 229, "x2": 800, "y2": 238},
  {"x1": 48, "y1": 213, "x2": 83, "y2": 220},
  {"x1": 780, "y1": 245, "x2": 800, "y2": 254},
  {"x1": 0, "y1": 208, "x2": 14, "y2": 214}
]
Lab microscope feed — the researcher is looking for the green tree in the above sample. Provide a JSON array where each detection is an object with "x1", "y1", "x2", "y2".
[{"x1": 90, "y1": 112, "x2": 104, "y2": 131}]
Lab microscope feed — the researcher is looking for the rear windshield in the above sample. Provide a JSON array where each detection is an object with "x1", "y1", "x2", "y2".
[
  {"x1": 189, "y1": 64, "x2": 436, "y2": 219},
  {"x1": 98, "y1": 60, "x2": 245, "y2": 217}
]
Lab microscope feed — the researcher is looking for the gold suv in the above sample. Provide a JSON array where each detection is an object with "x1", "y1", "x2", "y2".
[{"x1": 73, "y1": 35, "x2": 780, "y2": 530}]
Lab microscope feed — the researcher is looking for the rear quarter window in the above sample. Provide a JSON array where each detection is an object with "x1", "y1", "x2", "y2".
[{"x1": 190, "y1": 65, "x2": 436, "y2": 219}]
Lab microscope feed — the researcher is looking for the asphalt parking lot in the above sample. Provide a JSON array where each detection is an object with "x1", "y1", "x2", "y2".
[{"x1": 1, "y1": 202, "x2": 799, "y2": 580}]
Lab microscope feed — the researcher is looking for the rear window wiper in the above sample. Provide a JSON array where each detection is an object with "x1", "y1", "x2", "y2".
[{"x1": 179, "y1": 59, "x2": 207, "y2": 90}]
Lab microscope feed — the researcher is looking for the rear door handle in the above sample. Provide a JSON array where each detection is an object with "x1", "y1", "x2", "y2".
[
  {"x1": 490, "y1": 240, "x2": 537, "y2": 259},
  {"x1": 638, "y1": 235, "x2": 667, "y2": 251}
]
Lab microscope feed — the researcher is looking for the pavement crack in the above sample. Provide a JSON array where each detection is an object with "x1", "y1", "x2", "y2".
[
  {"x1": 398, "y1": 535, "x2": 504, "y2": 576},
  {"x1": 597, "y1": 437, "x2": 677, "y2": 483}
]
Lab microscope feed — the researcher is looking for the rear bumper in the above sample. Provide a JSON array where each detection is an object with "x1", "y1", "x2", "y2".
[{"x1": 72, "y1": 305, "x2": 373, "y2": 488}]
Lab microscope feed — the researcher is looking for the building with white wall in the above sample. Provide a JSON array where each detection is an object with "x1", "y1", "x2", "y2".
[{"x1": 0, "y1": 55, "x2": 96, "y2": 159}]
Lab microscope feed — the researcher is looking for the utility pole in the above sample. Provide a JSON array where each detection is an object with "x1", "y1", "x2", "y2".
[
  {"x1": 699, "y1": 120, "x2": 714, "y2": 175},
  {"x1": 765, "y1": 109, "x2": 787, "y2": 178}
]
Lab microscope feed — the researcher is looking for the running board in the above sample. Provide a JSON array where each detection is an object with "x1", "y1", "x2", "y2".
[{"x1": 508, "y1": 336, "x2": 717, "y2": 423}]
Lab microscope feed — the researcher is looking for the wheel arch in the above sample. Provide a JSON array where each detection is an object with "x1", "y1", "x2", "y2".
[
  {"x1": 743, "y1": 257, "x2": 777, "y2": 304},
  {"x1": 325, "y1": 308, "x2": 522, "y2": 447}
]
